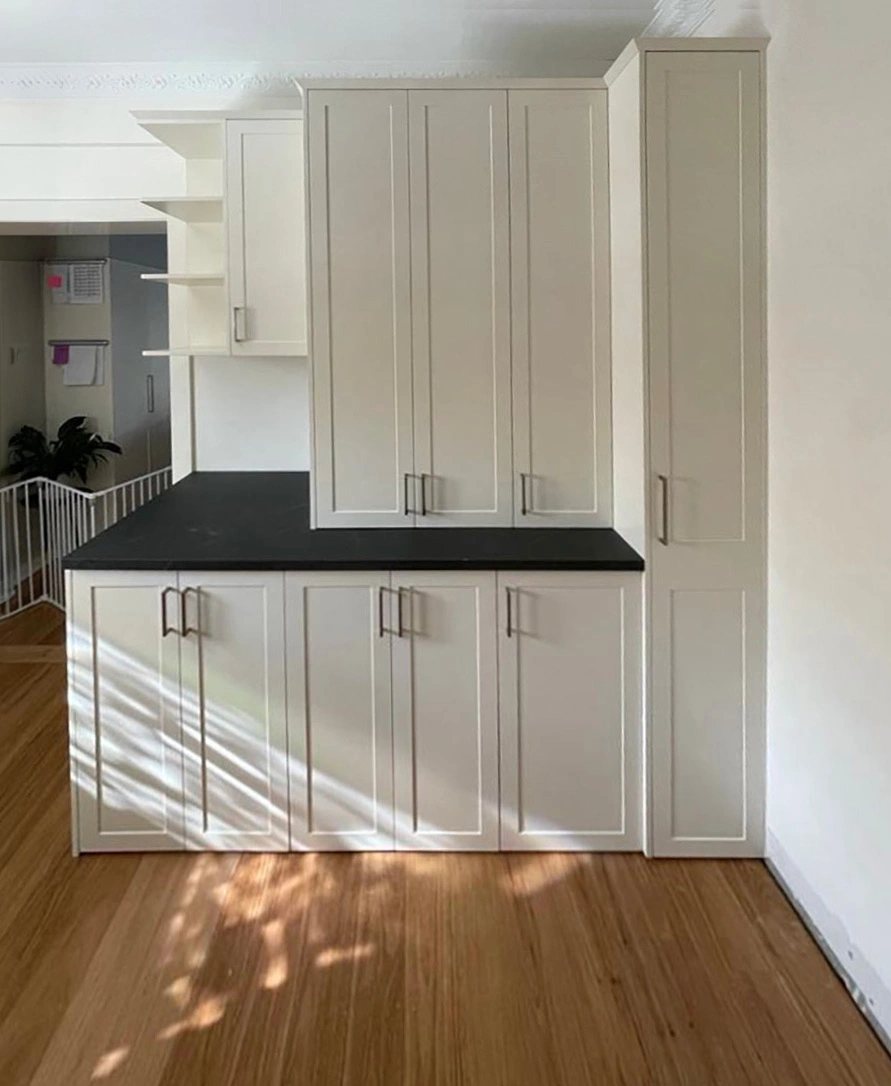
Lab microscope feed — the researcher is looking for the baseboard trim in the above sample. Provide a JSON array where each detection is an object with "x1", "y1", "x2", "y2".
[{"x1": 765, "y1": 844, "x2": 891, "y2": 1057}]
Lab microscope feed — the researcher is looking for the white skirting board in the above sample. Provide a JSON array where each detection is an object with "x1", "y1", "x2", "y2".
[{"x1": 766, "y1": 833, "x2": 891, "y2": 1056}]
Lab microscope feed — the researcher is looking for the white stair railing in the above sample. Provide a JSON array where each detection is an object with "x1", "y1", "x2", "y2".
[{"x1": 0, "y1": 467, "x2": 171, "y2": 620}]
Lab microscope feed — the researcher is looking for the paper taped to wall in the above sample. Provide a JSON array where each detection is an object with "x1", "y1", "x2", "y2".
[{"x1": 63, "y1": 345, "x2": 104, "y2": 386}]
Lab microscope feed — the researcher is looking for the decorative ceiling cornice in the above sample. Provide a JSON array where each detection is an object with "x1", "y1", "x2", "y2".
[{"x1": 0, "y1": 62, "x2": 311, "y2": 99}]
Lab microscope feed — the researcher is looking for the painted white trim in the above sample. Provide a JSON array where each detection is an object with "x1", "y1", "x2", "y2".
[{"x1": 767, "y1": 833, "x2": 891, "y2": 1053}]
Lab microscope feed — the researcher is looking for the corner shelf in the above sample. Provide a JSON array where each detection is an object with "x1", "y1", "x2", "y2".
[
  {"x1": 143, "y1": 346, "x2": 228, "y2": 357},
  {"x1": 140, "y1": 197, "x2": 223, "y2": 223},
  {"x1": 133, "y1": 113, "x2": 225, "y2": 159},
  {"x1": 141, "y1": 272, "x2": 225, "y2": 286}
]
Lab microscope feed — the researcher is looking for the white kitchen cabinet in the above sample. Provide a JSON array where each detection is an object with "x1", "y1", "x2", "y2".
[
  {"x1": 409, "y1": 91, "x2": 513, "y2": 526},
  {"x1": 498, "y1": 572, "x2": 642, "y2": 851},
  {"x1": 68, "y1": 570, "x2": 288, "y2": 853},
  {"x1": 306, "y1": 90, "x2": 415, "y2": 527},
  {"x1": 391, "y1": 572, "x2": 500, "y2": 850},
  {"x1": 285, "y1": 572, "x2": 395, "y2": 850},
  {"x1": 179, "y1": 573, "x2": 289, "y2": 851},
  {"x1": 508, "y1": 90, "x2": 612, "y2": 527},
  {"x1": 226, "y1": 118, "x2": 306, "y2": 356},
  {"x1": 68, "y1": 571, "x2": 185, "y2": 852},
  {"x1": 637, "y1": 49, "x2": 765, "y2": 857}
]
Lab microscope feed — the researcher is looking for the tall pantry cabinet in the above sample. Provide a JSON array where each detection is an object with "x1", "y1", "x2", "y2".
[
  {"x1": 304, "y1": 82, "x2": 613, "y2": 529},
  {"x1": 608, "y1": 41, "x2": 766, "y2": 857}
]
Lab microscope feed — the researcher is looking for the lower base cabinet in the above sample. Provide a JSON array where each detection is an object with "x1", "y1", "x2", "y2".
[
  {"x1": 498, "y1": 572, "x2": 642, "y2": 851},
  {"x1": 68, "y1": 568, "x2": 641, "y2": 853},
  {"x1": 68, "y1": 570, "x2": 289, "y2": 853}
]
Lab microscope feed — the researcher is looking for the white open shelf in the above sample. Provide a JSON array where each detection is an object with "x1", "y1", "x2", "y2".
[
  {"x1": 134, "y1": 114, "x2": 225, "y2": 159},
  {"x1": 141, "y1": 197, "x2": 223, "y2": 223},
  {"x1": 141, "y1": 272, "x2": 225, "y2": 286},
  {"x1": 142, "y1": 346, "x2": 228, "y2": 357}
]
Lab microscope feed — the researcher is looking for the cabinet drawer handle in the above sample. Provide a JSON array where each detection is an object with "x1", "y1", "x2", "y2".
[
  {"x1": 233, "y1": 306, "x2": 247, "y2": 343},
  {"x1": 181, "y1": 587, "x2": 198, "y2": 638},
  {"x1": 520, "y1": 472, "x2": 531, "y2": 516},
  {"x1": 161, "y1": 587, "x2": 179, "y2": 637},
  {"x1": 378, "y1": 585, "x2": 388, "y2": 638},
  {"x1": 505, "y1": 586, "x2": 513, "y2": 638},
  {"x1": 657, "y1": 474, "x2": 669, "y2": 546},
  {"x1": 396, "y1": 587, "x2": 406, "y2": 638},
  {"x1": 403, "y1": 473, "x2": 414, "y2": 516},
  {"x1": 420, "y1": 473, "x2": 430, "y2": 516}
]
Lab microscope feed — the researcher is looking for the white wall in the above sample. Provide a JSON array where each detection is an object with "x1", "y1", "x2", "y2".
[
  {"x1": 700, "y1": 0, "x2": 891, "y2": 1042},
  {"x1": 193, "y1": 356, "x2": 310, "y2": 471}
]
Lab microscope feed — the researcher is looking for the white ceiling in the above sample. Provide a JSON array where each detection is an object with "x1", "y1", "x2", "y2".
[{"x1": 0, "y1": 0, "x2": 657, "y2": 76}]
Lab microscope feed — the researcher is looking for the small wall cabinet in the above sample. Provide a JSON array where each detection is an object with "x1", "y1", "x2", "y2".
[
  {"x1": 304, "y1": 83, "x2": 612, "y2": 529},
  {"x1": 69, "y1": 568, "x2": 640, "y2": 854},
  {"x1": 135, "y1": 111, "x2": 306, "y2": 358},
  {"x1": 68, "y1": 570, "x2": 289, "y2": 852},
  {"x1": 226, "y1": 118, "x2": 306, "y2": 356}
]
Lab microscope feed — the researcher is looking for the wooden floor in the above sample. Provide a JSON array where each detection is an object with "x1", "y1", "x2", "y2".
[{"x1": 1, "y1": 605, "x2": 889, "y2": 1086}]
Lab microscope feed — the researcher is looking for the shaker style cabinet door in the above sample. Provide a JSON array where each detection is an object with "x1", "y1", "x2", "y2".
[
  {"x1": 408, "y1": 91, "x2": 514, "y2": 526},
  {"x1": 391, "y1": 572, "x2": 500, "y2": 850},
  {"x1": 178, "y1": 573, "x2": 289, "y2": 851},
  {"x1": 508, "y1": 90, "x2": 612, "y2": 527},
  {"x1": 645, "y1": 52, "x2": 766, "y2": 857},
  {"x1": 69, "y1": 571, "x2": 185, "y2": 852},
  {"x1": 226, "y1": 119, "x2": 306, "y2": 356},
  {"x1": 498, "y1": 573, "x2": 642, "y2": 851},
  {"x1": 285, "y1": 572, "x2": 395, "y2": 850},
  {"x1": 306, "y1": 90, "x2": 416, "y2": 527}
]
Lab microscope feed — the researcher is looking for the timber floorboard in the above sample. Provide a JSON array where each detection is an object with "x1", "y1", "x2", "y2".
[{"x1": 0, "y1": 603, "x2": 889, "y2": 1086}]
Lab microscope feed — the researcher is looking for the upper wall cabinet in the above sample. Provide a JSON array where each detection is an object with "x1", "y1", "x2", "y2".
[
  {"x1": 306, "y1": 91, "x2": 414, "y2": 527},
  {"x1": 509, "y1": 91, "x2": 612, "y2": 526},
  {"x1": 304, "y1": 82, "x2": 612, "y2": 529},
  {"x1": 226, "y1": 119, "x2": 307, "y2": 356},
  {"x1": 135, "y1": 111, "x2": 305, "y2": 359},
  {"x1": 408, "y1": 91, "x2": 513, "y2": 526}
]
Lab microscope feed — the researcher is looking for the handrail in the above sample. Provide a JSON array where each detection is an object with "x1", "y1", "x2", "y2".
[{"x1": 0, "y1": 467, "x2": 172, "y2": 620}]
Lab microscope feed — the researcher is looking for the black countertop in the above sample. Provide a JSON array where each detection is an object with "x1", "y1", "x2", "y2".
[{"x1": 63, "y1": 472, "x2": 644, "y2": 572}]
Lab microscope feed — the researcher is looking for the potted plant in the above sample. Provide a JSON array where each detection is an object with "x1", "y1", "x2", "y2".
[{"x1": 4, "y1": 417, "x2": 122, "y2": 488}]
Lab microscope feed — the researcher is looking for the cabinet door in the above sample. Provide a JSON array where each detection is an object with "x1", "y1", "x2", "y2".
[
  {"x1": 498, "y1": 573, "x2": 642, "y2": 851},
  {"x1": 286, "y1": 573, "x2": 394, "y2": 850},
  {"x1": 307, "y1": 90, "x2": 415, "y2": 527},
  {"x1": 509, "y1": 91, "x2": 612, "y2": 526},
  {"x1": 391, "y1": 572, "x2": 499, "y2": 850},
  {"x1": 409, "y1": 91, "x2": 513, "y2": 526},
  {"x1": 69, "y1": 571, "x2": 184, "y2": 852},
  {"x1": 646, "y1": 52, "x2": 765, "y2": 857},
  {"x1": 226, "y1": 119, "x2": 306, "y2": 356},
  {"x1": 179, "y1": 573, "x2": 289, "y2": 851}
]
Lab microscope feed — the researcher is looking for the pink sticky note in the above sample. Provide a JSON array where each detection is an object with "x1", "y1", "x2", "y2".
[{"x1": 47, "y1": 274, "x2": 64, "y2": 288}]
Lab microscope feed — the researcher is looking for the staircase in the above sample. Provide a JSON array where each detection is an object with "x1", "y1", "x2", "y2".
[{"x1": 0, "y1": 468, "x2": 171, "y2": 621}]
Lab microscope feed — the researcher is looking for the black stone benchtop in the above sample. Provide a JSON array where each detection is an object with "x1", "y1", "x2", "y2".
[{"x1": 62, "y1": 472, "x2": 644, "y2": 572}]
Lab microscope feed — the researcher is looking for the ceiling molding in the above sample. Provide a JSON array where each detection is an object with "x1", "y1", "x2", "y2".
[
  {"x1": 0, "y1": 62, "x2": 312, "y2": 100},
  {"x1": 644, "y1": 0, "x2": 717, "y2": 36}
]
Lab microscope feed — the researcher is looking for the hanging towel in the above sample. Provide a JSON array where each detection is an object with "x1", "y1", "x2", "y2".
[
  {"x1": 63, "y1": 345, "x2": 99, "y2": 386},
  {"x1": 51, "y1": 344, "x2": 69, "y2": 367}
]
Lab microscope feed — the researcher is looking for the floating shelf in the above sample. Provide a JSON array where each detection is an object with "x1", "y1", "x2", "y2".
[
  {"x1": 141, "y1": 272, "x2": 225, "y2": 286},
  {"x1": 143, "y1": 346, "x2": 228, "y2": 357},
  {"x1": 140, "y1": 197, "x2": 223, "y2": 223},
  {"x1": 133, "y1": 114, "x2": 224, "y2": 159}
]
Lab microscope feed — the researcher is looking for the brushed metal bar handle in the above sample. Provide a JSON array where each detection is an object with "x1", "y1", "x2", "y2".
[
  {"x1": 396, "y1": 587, "x2": 406, "y2": 638},
  {"x1": 657, "y1": 474, "x2": 669, "y2": 546},
  {"x1": 420, "y1": 473, "x2": 430, "y2": 516},
  {"x1": 378, "y1": 585, "x2": 387, "y2": 637},
  {"x1": 233, "y1": 306, "x2": 247, "y2": 343},
  {"x1": 505, "y1": 586, "x2": 513, "y2": 638},
  {"x1": 146, "y1": 374, "x2": 155, "y2": 414},
  {"x1": 161, "y1": 586, "x2": 178, "y2": 638},
  {"x1": 403, "y1": 473, "x2": 414, "y2": 516},
  {"x1": 520, "y1": 472, "x2": 531, "y2": 517},
  {"x1": 181, "y1": 586, "x2": 199, "y2": 637}
]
